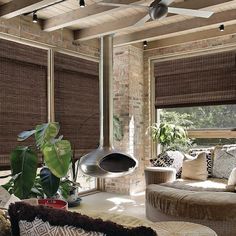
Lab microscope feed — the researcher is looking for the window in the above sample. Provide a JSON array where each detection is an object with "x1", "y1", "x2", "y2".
[
  {"x1": 159, "y1": 104, "x2": 236, "y2": 129},
  {"x1": 154, "y1": 50, "x2": 236, "y2": 148},
  {"x1": 158, "y1": 105, "x2": 236, "y2": 147},
  {"x1": 54, "y1": 52, "x2": 100, "y2": 192},
  {"x1": 0, "y1": 39, "x2": 100, "y2": 193},
  {"x1": 0, "y1": 39, "x2": 48, "y2": 170}
]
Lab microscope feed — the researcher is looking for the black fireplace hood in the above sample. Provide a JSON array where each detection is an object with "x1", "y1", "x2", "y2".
[{"x1": 79, "y1": 35, "x2": 138, "y2": 178}]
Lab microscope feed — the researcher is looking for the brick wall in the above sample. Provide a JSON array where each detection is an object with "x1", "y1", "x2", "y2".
[
  {"x1": 104, "y1": 45, "x2": 145, "y2": 194},
  {"x1": 0, "y1": 16, "x2": 99, "y2": 58}
]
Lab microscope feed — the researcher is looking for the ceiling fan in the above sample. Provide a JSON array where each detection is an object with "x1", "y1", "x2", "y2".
[{"x1": 99, "y1": 0, "x2": 214, "y2": 26}]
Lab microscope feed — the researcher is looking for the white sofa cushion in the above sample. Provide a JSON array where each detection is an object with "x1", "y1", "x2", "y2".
[
  {"x1": 161, "y1": 178, "x2": 230, "y2": 192},
  {"x1": 213, "y1": 145, "x2": 236, "y2": 179},
  {"x1": 181, "y1": 152, "x2": 208, "y2": 180},
  {"x1": 189, "y1": 148, "x2": 214, "y2": 177},
  {"x1": 228, "y1": 167, "x2": 236, "y2": 186}
]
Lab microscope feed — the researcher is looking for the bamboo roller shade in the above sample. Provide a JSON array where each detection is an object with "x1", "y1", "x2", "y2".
[
  {"x1": 154, "y1": 50, "x2": 236, "y2": 108},
  {"x1": 0, "y1": 39, "x2": 48, "y2": 170},
  {"x1": 54, "y1": 52, "x2": 100, "y2": 160}
]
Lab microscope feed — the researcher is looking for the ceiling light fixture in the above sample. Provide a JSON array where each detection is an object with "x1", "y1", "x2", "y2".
[
  {"x1": 143, "y1": 41, "x2": 148, "y2": 49},
  {"x1": 24, "y1": 0, "x2": 65, "y2": 20},
  {"x1": 32, "y1": 11, "x2": 38, "y2": 23},
  {"x1": 219, "y1": 24, "x2": 224, "y2": 32},
  {"x1": 79, "y1": 0, "x2": 85, "y2": 8}
]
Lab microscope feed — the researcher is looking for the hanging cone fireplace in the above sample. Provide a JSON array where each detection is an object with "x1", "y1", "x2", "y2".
[{"x1": 79, "y1": 35, "x2": 138, "y2": 178}]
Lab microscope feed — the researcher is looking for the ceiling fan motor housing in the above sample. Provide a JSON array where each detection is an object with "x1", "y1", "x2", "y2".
[{"x1": 149, "y1": 2, "x2": 168, "y2": 20}]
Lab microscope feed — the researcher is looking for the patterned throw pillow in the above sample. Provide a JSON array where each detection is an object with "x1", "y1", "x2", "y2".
[
  {"x1": 212, "y1": 145, "x2": 236, "y2": 179},
  {"x1": 150, "y1": 153, "x2": 174, "y2": 167},
  {"x1": 150, "y1": 151, "x2": 185, "y2": 178},
  {"x1": 9, "y1": 202, "x2": 157, "y2": 236},
  {"x1": 19, "y1": 218, "x2": 104, "y2": 236},
  {"x1": 189, "y1": 148, "x2": 214, "y2": 177}
]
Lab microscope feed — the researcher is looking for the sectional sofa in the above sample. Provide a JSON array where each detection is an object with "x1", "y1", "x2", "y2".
[{"x1": 145, "y1": 145, "x2": 236, "y2": 236}]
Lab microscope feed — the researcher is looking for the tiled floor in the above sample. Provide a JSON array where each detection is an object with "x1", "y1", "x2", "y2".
[{"x1": 72, "y1": 191, "x2": 147, "y2": 220}]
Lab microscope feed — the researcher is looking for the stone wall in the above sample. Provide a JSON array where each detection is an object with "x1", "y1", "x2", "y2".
[{"x1": 104, "y1": 45, "x2": 145, "y2": 195}]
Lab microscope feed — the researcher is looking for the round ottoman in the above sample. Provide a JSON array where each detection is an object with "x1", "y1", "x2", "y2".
[{"x1": 145, "y1": 167, "x2": 176, "y2": 185}]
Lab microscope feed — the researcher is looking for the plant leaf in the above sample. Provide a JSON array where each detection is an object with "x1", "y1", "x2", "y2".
[
  {"x1": 40, "y1": 167, "x2": 60, "y2": 198},
  {"x1": 10, "y1": 146, "x2": 37, "y2": 199},
  {"x1": 43, "y1": 140, "x2": 72, "y2": 178},
  {"x1": 35, "y1": 123, "x2": 60, "y2": 150},
  {"x1": 17, "y1": 130, "x2": 36, "y2": 142},
  {"x1": 113, "y1": 115, "x2": 124, "y2": 141}
]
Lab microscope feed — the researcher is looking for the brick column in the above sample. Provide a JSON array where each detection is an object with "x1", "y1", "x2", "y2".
[{"x1": 104, "y1": 45, "x2": 145, "y2": 195}]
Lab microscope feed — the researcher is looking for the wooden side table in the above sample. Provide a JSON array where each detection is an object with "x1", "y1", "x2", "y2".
[{"x1": 154, "y1": 221, "x2": 217, "y2": 236}]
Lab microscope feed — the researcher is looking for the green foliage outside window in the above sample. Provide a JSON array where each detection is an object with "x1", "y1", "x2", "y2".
[{"x1": 159, "y1": 104, "x2": 236, "y2": 147}]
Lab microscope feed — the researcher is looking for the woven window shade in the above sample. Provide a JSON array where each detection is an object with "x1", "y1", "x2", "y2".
[
  {"x1": 0, "y1": 39, "x2": 48, "y2": 170},
  {"x1": 54, "y1": 53, "x2": 100, "y2": 160},
  {"x1": 154, "y1": 50, "x2": 236, "y2": 108}
]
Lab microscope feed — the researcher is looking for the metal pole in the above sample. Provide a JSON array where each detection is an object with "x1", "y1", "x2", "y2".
[
  {"x1": 100, "y1": 35, "x2": 114, "y2": 148},
  {"x1": 48, "y1": 49, "x2": 55, "y2": 122}
]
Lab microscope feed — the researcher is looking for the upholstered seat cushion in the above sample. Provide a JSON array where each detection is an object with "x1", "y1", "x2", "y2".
[
  {"x1": 146, "y1": 184, "x2": 236, "y2": 221},
  {"x1": 160, "y1": 178, "x2": 230, "y2": 192}
]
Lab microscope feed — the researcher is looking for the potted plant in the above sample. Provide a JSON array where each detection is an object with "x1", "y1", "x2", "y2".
[
  {"x1": 147, "y1": 122, "x2": 191, "y2": 175},
  {"x1": 2, "y1": 122, "x2": 73, "y2": 209},
  {"x1": 148, "y1": 122, "x2": 190, "y2": 153}
]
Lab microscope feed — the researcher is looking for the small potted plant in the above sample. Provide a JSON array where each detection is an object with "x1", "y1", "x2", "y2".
[{"x1": 3, "y1": 122, "x2": 73, "y2": 209}]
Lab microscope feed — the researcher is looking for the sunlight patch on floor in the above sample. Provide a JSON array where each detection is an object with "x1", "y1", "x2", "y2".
[{"x1": 75, "y1": 192, "x2": 146, "y2": 220}]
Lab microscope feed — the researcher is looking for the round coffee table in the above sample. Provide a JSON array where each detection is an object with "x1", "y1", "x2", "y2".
[{"x1": 154, "y1": 221, "x2": 217, "y2": 236}]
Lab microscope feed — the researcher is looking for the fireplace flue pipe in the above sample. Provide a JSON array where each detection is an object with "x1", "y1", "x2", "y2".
[{"x1": 79, "y1": 35, "x2": 138, "y2": 178}]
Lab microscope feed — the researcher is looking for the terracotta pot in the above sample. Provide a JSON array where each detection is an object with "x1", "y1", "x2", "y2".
[{"x1": 38, "y1": 199, "x2": 68, "y2": 210}]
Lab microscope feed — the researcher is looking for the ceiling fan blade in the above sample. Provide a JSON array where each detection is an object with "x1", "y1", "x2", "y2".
[
  {"x1": 134, "y1": 14, "x2": 151, "y2": 27},
  {"x1": 168, "y1": 7, "x2": 214, "y2": 18},
  {"x1": 98, "y1": 2, "x2": 148, "y2": 9},
  {"x1": 160, "y1": 0, "x2": 175, "y2": 6}
]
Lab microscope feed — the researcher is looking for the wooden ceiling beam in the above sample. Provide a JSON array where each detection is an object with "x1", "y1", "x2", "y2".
[
  {"x1": 113, "y1": 9, "x2": 236, "y2": 46},
  {"x1": 74, "y1": 0, "x2": 234, "y2": 41},
  {"x1": 0, "y1": 0, "x2": 60, "y2": 19},
  {"x1": 144, "y1": 24, "x2": 236, "y2": 50},
  {"x1": 43, "y1": 0, "x2": 151, "y2": 32}
]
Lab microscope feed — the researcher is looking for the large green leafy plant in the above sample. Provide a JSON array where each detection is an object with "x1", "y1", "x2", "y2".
[
  {"x1": 5, "y1": 122, "x2": 72, "y2": 199},
  {"x1": 148, "y1": 122, "x2": 191, "y2": 153}
]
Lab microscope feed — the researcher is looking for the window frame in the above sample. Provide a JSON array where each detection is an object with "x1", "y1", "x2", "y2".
[
  {"x1": 156, "y1": 109, "x2": 236, "y2": 139},
  {"x1": 0, "y1": 33, "x2": 101, "y2": 194},
  {"x1": 149, "y1": 45, "x2": 236, "y2": 158}
]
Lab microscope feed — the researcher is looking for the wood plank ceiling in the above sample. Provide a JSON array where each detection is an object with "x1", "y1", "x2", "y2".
[{"x1": 0, "y1": 0, "x2": 235, "y2": 48}]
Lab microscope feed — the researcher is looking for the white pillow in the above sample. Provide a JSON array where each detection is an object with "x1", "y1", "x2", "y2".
[
  {"x1": 213, "y1": 145, "x2": 236, "y2": 179},
  {"x1": 228, "y1": 167, "x2": 236, "y2": 186},
  {"x1": 181, "y1": 152, "x2": 208, "y2": 181}
]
